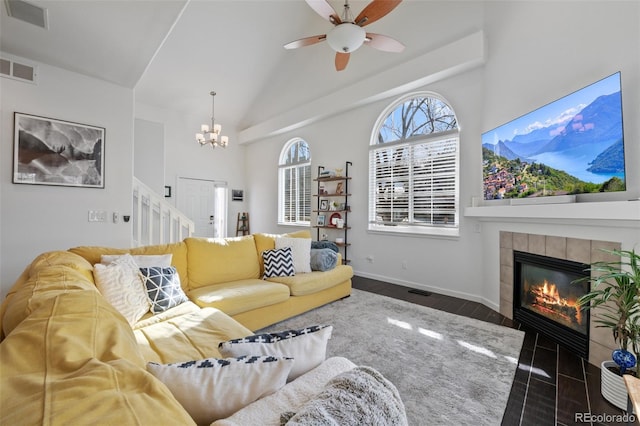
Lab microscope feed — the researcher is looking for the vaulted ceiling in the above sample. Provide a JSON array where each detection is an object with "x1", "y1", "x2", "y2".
[{"x1": 1, "y1": 1, "x2": 483, "y2": 137}]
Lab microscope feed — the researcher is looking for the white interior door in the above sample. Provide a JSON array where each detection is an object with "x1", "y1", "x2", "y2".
[{"x1": 177, "y1": 177, "x2": 227, "y2": 238}]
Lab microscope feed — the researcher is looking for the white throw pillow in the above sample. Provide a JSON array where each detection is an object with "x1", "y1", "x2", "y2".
[
  {"x1": 147, "y1": 355, "x2": 293, "y2": 425},
  {"x1": 275, "y1": 237, "x2": 311, "y2": 274},
  {"x1": 218, "y1": 325, "x2": 332, "y2": 381},
  {"x1": 93, "y1": 254, "x2": 151, "y2": 324},
  {"x1": 100, "y1": 253, "x2": 173, "y2": 268}
]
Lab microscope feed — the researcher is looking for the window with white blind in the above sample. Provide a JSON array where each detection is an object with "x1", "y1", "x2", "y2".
[
  {"x1": 369, "y1": 93, "x2": 459, "y2": 237},
  {"x1": 279, "y1": 138, "x2": 311, "y2": 225}
]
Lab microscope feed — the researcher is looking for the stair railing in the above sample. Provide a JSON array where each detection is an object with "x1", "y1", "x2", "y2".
[{"x1": 132, "y1": 177, "x2": 194, "y2": 246}]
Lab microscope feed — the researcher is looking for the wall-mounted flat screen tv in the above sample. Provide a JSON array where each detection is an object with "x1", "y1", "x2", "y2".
[{"x1": 482, "y1": 72, "x2": 625, "y2": 200}]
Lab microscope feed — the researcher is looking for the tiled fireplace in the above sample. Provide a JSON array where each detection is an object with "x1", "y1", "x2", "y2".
[{"x1": 499, "y1": 232, "x2": 621, "y2": 366}]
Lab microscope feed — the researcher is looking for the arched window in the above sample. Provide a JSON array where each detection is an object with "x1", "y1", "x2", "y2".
[
  {"x1": 279, "y1": 138, "x2": 311, "y2": 225},
  {"x1": 369, "y1": 93, "x2": 460, "y2": 237}
]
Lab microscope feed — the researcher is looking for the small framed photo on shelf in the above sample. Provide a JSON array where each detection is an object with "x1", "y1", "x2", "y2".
[
  {"x1": 320, "y1": 199, "x2": 329, "y2": 210},
  {"x1": 317, "y1": 214, "x2": 326, "y2": 226},
  {"x1": 335, "y1": 182, "x2": 344, "y2": 194}
]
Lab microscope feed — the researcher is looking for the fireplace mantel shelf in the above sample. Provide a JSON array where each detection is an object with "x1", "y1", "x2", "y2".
[{"x1": 464, "y1": 200, "x2": 640, "y2": 223}]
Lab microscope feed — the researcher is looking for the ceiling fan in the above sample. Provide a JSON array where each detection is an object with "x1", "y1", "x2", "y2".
[{"x1": 284, "y1": 0, "x2": 405, "y2": 71}]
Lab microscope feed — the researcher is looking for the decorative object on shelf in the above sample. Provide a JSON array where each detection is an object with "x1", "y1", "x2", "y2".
[
  {"x1": 232, "y1": 189, "x2": 243, "y2": 201},
  {"x1": 330, "y1": 212, "x2": 341, "y2": 226},
  {"x1": 283, "y1": 0, "x2": 405, "y2": 71},
  {"x1": 320, "y1": 199, "x2": 329, "y2": 210},
  {"x1": 335, "y1": 181, "x2": 344, "y2": 194},
  {"x1": 195, "y1": 91, "x2": 229, "y2": 149},
  {"x1": 12, "y1": 112, "x2": 105, "y2": 188},
  {"x1": 317, "y1": 214, "x2": 326, "y2": 226},
  {"x1": 576, "y1": 248, "x2": 640, "y2": 410}
]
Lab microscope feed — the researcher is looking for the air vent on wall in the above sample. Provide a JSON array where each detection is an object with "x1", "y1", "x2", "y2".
[
  {"x1": 5, "y1": 0, "x2": 48, "y2": 29},
  {"x1": 0, "y1": 57, "x2": 37, "y2": 84}
]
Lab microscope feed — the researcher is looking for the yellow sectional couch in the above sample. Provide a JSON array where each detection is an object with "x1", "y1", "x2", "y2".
[{"x1": 0, "y1": 231, "x2": 353, "y2": 424}]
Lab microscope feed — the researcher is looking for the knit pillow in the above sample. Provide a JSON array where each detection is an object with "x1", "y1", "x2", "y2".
[
  {"x1": 275, "y1": 237, "x2": 311, "y2": 273},
  {"x1": 93, "y1": 254, "x2": 150, "y2": 325}
]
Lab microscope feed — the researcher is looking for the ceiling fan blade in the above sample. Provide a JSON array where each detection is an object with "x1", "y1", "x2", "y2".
[
  {"x1": 305, "y1": 0, "x2": 342, "y2": 24},
  {"x1": 284, "y1": 34, "x2": 327, "y2": 50},
  {"x1": 335, "y1": 52, "x2": 350, "y2": 71},
  {"x1": 365, "y1": 33, "x2": 405, "y2": 52},
  {"x1": 355, "y1": 0, "x2": 402, "y2": 27}
]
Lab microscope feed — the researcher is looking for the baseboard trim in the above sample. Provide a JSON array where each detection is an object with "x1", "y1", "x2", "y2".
[{"x1": 352, "y1": 270, "x2": 500, "y2": 313}]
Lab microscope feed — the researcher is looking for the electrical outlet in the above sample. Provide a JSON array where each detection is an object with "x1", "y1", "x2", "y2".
[
  {"x1": 113, "y1": 212, "x2": 119, "y2": 223},
  {"x1": 402, "y1": 260, "x2": 408, "y2": 269}
]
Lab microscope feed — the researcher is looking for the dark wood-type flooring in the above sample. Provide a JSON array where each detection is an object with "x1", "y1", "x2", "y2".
[{"x1": 352, "y1": 275, "x2": 629, "y2": 426}]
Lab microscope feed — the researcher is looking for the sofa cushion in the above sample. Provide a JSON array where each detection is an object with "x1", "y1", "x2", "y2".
[
  {"x1": 2, "y1": 251, "x2": 97, "y2": 338},
  {"x1": 188, "y1": 279, "x2": 290, "y2": 316},
  {"x1": 68, "y1": 242, "x2": 189, "y2": 290},
  {"x1": 133, "y1": 306, "x2": 252, "y2": 364},
  {"x1": 101, "y1": 253, "x2": 173, "y2": 268},
  {"x1": 0, "y1": 289, "x2": 195, "y2": 426},
  {"x1": 147, "y1": 355, "x2": 293, "y2": 425},
  {"x1": 93, "y1": 254, "x2": 151, "y2": 325},
  {"x1": 139, "y1": 266, "x2": 189, "y2": 314},
  {"x1": 276, "y1": 237, "x2": 312, "y2": 273},
  {"x1": 185, "y1": 236, "x2": 260, "y2": 289},
  {"x1": 262, "y1": 247, "x2": 295, "y2": 279},
  {"x1": 267, "y1": 265, "x2": 353, "y2": 296},
  {"x1": 218, "y1": 325, "x2": 332, "y2": 381}
]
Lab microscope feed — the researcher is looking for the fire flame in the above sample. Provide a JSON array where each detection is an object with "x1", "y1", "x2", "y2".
[{"x1": 533, "y1": 279, "x2": 582, "y2": 325}]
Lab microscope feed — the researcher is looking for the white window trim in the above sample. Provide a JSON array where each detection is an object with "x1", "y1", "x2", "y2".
[
  {"x1": 278, "y1": 138, "x2": 311, "y2": 226},
  {"x1": 368, "y1": 92, "x2": 460, "y2": 237}
]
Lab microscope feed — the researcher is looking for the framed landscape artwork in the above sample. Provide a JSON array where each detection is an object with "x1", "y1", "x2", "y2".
[{"x1": 13, "y1": 112, "x2": 105, "y2": 188}]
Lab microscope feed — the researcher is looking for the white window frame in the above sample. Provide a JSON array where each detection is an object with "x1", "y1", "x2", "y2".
[
  {"x1": 368, "y1": 92, "x2": 460, "y2": 238},
  {"x1": 278, "y1": 138, "x2": 311, "y2": 226}
]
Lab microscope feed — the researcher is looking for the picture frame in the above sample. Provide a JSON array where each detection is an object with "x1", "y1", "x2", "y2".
[
  {"x1": 316, "y1": 214, "x2": 326, "y2": 227},
  {"x1": 232, "y1": 189, "x2": 243, "y2": 201},
  {"x1": 335, "y1": 181, "x2": 344, "y2": 194},
  {"x1": 320, "y1": 199, "x2": 329, "y2": 210},
  {"x1": 13, "y1": 112, "x2": 105, "y2": 188}
]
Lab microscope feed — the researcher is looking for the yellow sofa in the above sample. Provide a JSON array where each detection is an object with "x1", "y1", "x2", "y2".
[{"x1": 0, "y1": 231, "x2": 353, "y2": 424}]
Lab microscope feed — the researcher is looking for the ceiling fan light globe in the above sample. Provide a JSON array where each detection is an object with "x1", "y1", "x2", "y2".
[{"x1": 327, "y1": 23, "x2": 365, "y2": 53}]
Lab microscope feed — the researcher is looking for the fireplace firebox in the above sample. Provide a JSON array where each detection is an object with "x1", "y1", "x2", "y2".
[{"x1": 513, "y1": 251, "x2": 590, "y2": 359}]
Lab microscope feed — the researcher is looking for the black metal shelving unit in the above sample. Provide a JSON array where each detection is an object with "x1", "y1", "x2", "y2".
[{"x1": 312, "y1": 161, "x2": 352, "y2": 264}]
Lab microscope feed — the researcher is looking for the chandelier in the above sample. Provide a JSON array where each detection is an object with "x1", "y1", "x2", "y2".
[{"x1": 195, "y1": 91, "x2": 229, "y2": 148}]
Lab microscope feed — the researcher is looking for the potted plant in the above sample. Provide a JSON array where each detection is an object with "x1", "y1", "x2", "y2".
[{"x1": 576, "y1": 248, "x2": 640, "y2": 410}]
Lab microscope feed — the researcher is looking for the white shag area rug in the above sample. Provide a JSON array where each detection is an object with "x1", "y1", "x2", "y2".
[{"x1": 261, "y1": 288, "x2": 524, "y2": 425}]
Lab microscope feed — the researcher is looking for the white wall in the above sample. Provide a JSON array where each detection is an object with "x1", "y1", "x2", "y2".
[
  {"x1": 134, "y1": 101, "x2": 248, "y2": 237},
  {"x1": 244, "y1": 1, "x2": 640, "y2": 309},
  {"x1": 0, "y1": 61, "x2": 134, "y2": 298},
  {"x1": 134, "y1": 118, "x2": 165, "y2": 195}
]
